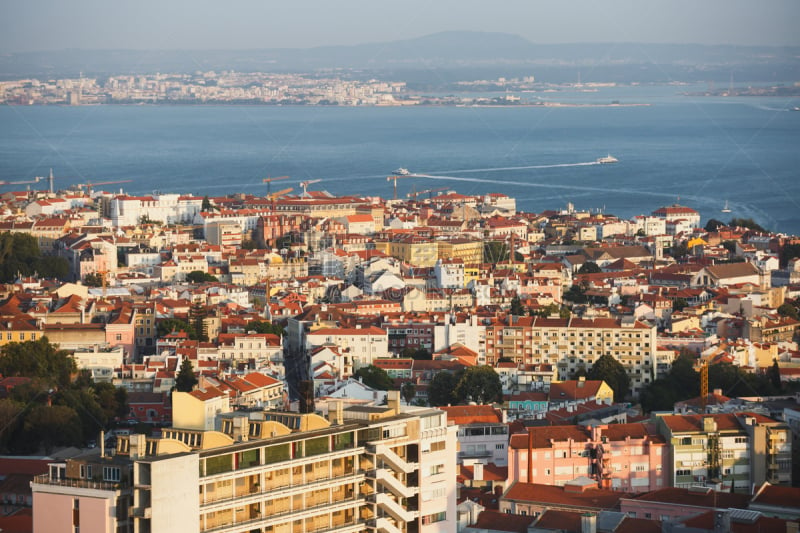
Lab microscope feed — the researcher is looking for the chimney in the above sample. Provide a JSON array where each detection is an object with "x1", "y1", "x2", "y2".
[
  {"x1": 581, "y1": 513, "x2": 597, "y2": 533},
  {"x1": 713, "y1": 388, "x2": 722, "y2": 396},
  {"x1": 703, "y1": 417, "x2": 717, "y2": 433},
  {"x1": 327, "y1": 400, "x2": 344, "y2": 425},
  {"x1": 129, "y1": 433, "x2": 146, "y2": 460},
  {"x1": 387, "y1": 390, "x2": 401, "y2": 414},
  {"x1": 231, "y1": 416, "x2": 249, "y2": 442},
  {"x1": 474, "y1": 463, "x2": 484, "y2": 482}
]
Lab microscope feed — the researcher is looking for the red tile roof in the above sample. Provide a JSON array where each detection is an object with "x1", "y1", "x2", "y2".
[
  {"x1": 470, "y1": 510, "x2": 536, "y2": 533},
  {"x1": 503, "y1": 482, "x2": 624, "y2": 511}
]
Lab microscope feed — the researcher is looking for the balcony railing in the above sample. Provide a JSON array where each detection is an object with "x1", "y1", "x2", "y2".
[{"x1": 32, "y1": 474, "x2": 121, "y2": 492}]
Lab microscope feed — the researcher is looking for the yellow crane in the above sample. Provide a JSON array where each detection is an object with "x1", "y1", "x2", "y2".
[{"x1": 262, "y1": 176, "x2": 290, "y2": 196}]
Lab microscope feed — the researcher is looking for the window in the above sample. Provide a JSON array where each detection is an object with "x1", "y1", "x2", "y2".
[
  {"x1": 496, "y1": 444, "x2": 505, "y2": 450},
  {"x1": 103, "y1": 467, "x2": 121, "y2": 482},
  {"x1": 421, "y1": 512, "x2": 446, "y2": 525}
]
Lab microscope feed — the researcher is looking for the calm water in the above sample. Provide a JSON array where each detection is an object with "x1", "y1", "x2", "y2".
[{"x1": 2, "y1": 85, "x2": 799, "y2": 233}]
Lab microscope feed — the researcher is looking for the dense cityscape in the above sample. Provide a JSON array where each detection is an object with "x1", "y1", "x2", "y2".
[{"x1": 0, "y1": 176, "x2": 798, "y2": 533}]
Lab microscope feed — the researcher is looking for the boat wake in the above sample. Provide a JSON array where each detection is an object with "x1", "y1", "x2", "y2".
[{"x1": 427, "y1": 161, "x2": 600, "y2": 174}]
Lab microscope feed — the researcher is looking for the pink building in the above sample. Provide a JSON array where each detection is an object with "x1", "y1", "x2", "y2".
[{"x1": 507, "y1": 423, "x2": 669, "y2": 493}]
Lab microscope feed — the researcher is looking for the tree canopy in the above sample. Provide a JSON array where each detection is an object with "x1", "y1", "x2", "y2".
[
  {"x1": 728, "y1": 217, "x2": 767, "y2": 232},
  {"x1": 247, "y1": 320, "x2": 286, "y2": 337},
  {"x1": 353, "y1": 365, "x2": 393, "y2": 391},
  {"x1": 427, "y1": 371, "x2": 460, "y2": 407},
  {"x1": 175, "y1": 358, "x2": 198, "y2": 392},
  {"x1": 0, "y1": 232, "x2": 69, "y2": 282},
  {"x1": 157, "y1": 318, "x2": 197, "y2": 340},
  {"x1": 587, "y1": 354, "x2": 630, "y2": 402},
  {"x1": 0, "y1": 337, "x2": 76, "y2": 388},
  {"x1": 0, "y1": 338, "x2": 129, "y2": 454},
  {"x1": 578, "y1": 262, "x2": 601, "y2": 274},
  {"x1": 186, "y1": 270, "x2": 219, "y2": 283},
  {"x1": 455, "y1": 366, "x2": 503, "y2": 405}
]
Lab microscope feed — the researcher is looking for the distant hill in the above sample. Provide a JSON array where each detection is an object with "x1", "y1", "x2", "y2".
[{"x1": 2, "y1": 31, "x2": 798, "y2": 82}]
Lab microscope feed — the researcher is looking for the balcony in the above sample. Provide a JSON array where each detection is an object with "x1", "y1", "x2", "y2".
[
  {"x1": 367, "y1": 444, "x2": 418, "y2": 474},
  {"x1": 32, "y1": 474, "x2": 122, "y2": 492},
  {"x1": 367, "y1": 517, "x2": 403, "y2": 533},
  {"x1": 367, "y1": 468, "x2": 418, "y2": 499},
  {"x1": 129, "y1": 506, "x2": 152, "y2": 519},
  {"x1": 368, "y1": 492, "x2": 419, "y2": 523}
]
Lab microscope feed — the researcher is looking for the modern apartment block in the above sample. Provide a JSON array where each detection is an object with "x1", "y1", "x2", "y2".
[
  {"x1": 31, "y1": 391, "x2": 457, "y2": 533},
  {"x1": 484, "y1": 316, "x2": 657, "y2": 396},
  {"x1": 507, "y1": 423, "x2": 669, "y2": 492},
  {"x1": 657, "y1": 412, "x2": 792, "y2": 493}
]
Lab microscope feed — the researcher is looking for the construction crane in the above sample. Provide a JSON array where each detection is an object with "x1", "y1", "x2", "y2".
[
  {"x1": 700, "y1": 360, "x2": 709, "y2": 411},
  {"x1": 300, "y1": 179, "x2": 321, "y2": 196},
  {"x1": 386, "y1": 175, "x2": 415, "y2": 200},
  {"x1": 0, "y1": 176, "x2": 43, "y2": 186},
  {"x1": 262, "y1": 175, "x2": 290, "y2": 196},
  {"x1": 407, "y1": 187, "x2": 447, "y2": 201},
  {"x1": 267, "y1": 187, "x2": 293, "y2": 209},
  {"x1": 77, "y1": 180, "x2": 133, "y2": 195}
]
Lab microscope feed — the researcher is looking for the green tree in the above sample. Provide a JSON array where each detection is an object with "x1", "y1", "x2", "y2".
[
  {"x1": 704, "y1": 219, "x2": 726, "y2": 232},
  {"x1": 587, "y1": 354, "x2": 630, "y2": 402},
  {"x1": 768, "y1": 358, "x2": 782, "y2": 391},
  {"x1": 0, "y1": 399, "x2": 24, "y2": 453},
  {"x1": 427, "y1": 371, "x2": 460, "y2": 407},
  {"x1": 22, "y1": 404, "x2": 83, "y2": 454},
  {"x1": 729, "y1": 217, "x2": 766, "y2": 232},
  {"x1": 201, "y1": 195, "x2": 215, "y2": 211},
  {"x1": 671, "y1": 242, "x2": 689, "y2": 259},
  {"x1": 354, "y1": 365, "x2": 393, "y2": 391},
  {"x1": 246, "y1": 320, "x2": 285, "y2": 337},
  {"x1": 83, "y1": 272, "x2": 104, "y2": 287},
  {"x1": 157, "y1": 318, "x2": 197, "y2": 340},
  {"x1": 578, "y1": 262, "x2": 601, "y2": 274},
  {"x1": 780, "y1": 243, "x2": 800, "y2": 268},
  {"x1": 186, "y1": 270, "x2": 218, "y2": 283},
  {"x1": 175, "y1": 358, "x2": 198, "y2": 392},
  {"x1": 189, "y1": 302, "x2": 209, "y2": 342},
  {"x1": 673, "y1": 298, "x2": 688, "y2": 312},
  {"x1": 777, "y1": 302, "x2": 799, "y2": 321},
  {"x1": 0, "y1": 337, "x2": 76, "y2": 388},
  {"x1": 455, "y1": 366, "x2": 503, "y2": 404},
  {"x1": 483, "y1": 241, "x2": 509, "y2": 263},
  {"x1": 401, "y1": 348, "x2": 431, "y2": 360},
  {"x1": 0, "y1": 232, "x2": 69, "y2": 282},
  {"x1": 564, "y1": 283, "x2": 588, "y2": 304},
  {"x1": 510, "y1": 295, "x2": 525, "y2": 316},
  {"x1": 401, "y1": 382, "x2": 416, "y2": 404}
]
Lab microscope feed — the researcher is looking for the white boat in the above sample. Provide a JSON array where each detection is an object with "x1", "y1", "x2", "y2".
[
  {"x1": 597, "y1": 154, "x2": 618, "y2": 164},
  {"x1": 393, "y1": 167, "x2": 411, "y2": 175},
  {"x1": 721, "y1": 200, "x2": 731, "y2": 213}
]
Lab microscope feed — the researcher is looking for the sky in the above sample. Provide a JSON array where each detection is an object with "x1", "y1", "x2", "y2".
[{"x1": 1, "y1": 0, "x2": 798, "y2": 53}]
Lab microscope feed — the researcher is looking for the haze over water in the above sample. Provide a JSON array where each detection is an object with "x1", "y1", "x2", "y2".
[{"x1": 1, "y1": 85, "x2": 798, "y2": 233}]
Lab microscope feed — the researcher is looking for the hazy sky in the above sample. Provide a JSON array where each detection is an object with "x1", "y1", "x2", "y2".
[{"x1": 2, "y1": 0, "x2": 798, "y2": 53}]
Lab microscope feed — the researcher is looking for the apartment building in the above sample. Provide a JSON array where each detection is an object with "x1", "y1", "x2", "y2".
[
  {"x1": 657, "y1": 412, "x2": 792, "y2": 493},
  {"x1": 31, "y1": 392, "x2": 457, "y2": 533},
  {"x1": 507, "y1": 423, "x2": 669, "y2": 492},
  {"x1": 484, "y1": 316, "x2": 657, "y2": 397}
]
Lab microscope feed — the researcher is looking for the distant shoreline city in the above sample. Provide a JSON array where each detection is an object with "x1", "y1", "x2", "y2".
[{"x1": 2, "y1": 70, "x2": 799, "y2": 107}]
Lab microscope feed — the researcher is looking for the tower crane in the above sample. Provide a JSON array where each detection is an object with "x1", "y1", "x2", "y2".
[
  {"x1": 0, "y1": 176, "x2": 43, "y2": 186},
  {"x1": 386, "y1": 175, "x2": 415, "y2": 200},
  {"x1": 300, "y1": 179, "x2": 321, "y2": 196},
  {"x1": 262, "y1": 175, "x2": 290, "y2": 196},
  {"x1": 77, "y1": 180, "x2": 133, "y2": 195},
  {"x1": 407, "y1": 187, "x2": 447, "y2": 201},
  {"x1": 267, "y1": 187, "x2": 293, "y2": 209}
]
